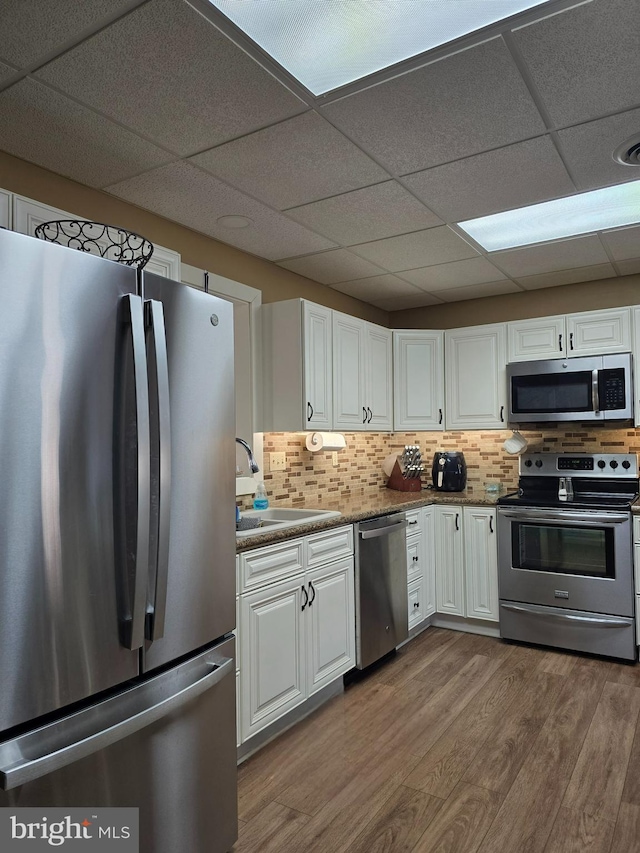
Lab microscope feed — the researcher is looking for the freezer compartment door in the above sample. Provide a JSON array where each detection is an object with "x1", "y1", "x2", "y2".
[
  {"x1": 142, "y1": 274, "x2": 236, "y2": 671},
  {"x1": 0, "y1": 231, "x2": 141, "y2": 734},
  {"x1": 0, "y1": 639, "x2": 237, "y2": 853}
]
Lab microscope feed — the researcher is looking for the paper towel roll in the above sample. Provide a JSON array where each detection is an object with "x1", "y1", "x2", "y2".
[{"x1": 305, "y1": 432, "x2": 346, "y2": 452}]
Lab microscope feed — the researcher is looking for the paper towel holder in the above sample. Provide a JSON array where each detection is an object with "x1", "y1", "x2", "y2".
[{"x1": 305, "y1": 432, "x2": 347, "y2": 453}]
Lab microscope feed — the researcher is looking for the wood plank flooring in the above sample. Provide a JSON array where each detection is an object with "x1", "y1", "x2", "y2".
[{"x1": 233, "y1": 628, "x2": 640, "y2": 853}]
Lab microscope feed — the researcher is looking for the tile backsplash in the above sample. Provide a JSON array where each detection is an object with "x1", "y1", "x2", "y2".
[{"x1": 237, "y1": 425, "x2": 640, "y2": 509}]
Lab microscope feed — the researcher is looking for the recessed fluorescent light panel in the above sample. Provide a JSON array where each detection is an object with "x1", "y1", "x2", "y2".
[
  {"x1": 458, "y1": 180, "x2": 640, "y2": 252},
  {"x1": 208, "y1": 0, "x2": 551, "y2": 95}
]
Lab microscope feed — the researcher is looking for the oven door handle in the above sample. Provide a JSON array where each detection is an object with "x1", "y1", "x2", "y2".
[
  {"x1": 498, "y1": 509, "x2": 629, "y2": 524},
  {"x1": 501, "y1": 603, "x2": 631, "y2": 628}
]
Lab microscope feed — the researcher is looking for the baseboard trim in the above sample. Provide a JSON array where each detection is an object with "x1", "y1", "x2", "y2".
[{"x1": 431, "y1": 614, "x2": 501, "y2": 637}]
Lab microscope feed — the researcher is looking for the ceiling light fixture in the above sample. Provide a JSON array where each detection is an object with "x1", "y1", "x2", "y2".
[
  {"x1": 613, "y1": 134, "x2": 640, "y2": 167},
  {"x1": 208, "y1": 0, "x2": 551, "y2": 95},
  {"x1": 216, "y1": 215, "x2": 253, "y2": 229},
  {"x1": 457, "y1": 180, "x2": 640, "y2": 252}
]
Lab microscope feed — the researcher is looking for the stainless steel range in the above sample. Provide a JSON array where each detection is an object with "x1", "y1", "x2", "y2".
[{"x1": 497, "y1": 452, "x2": 638, "y2": 661}]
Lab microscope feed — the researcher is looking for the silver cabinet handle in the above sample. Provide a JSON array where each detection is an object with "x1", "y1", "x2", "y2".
[
  {"x1": 119, "y1": 295, "x2": 150, "y2": 651},
  {"x1": 0, "y1": 658, "x2": 233, "y2": 790},
  {"x1": 145, "y1": 299, "x2": 172, "y2": 642},
  {"x1": 501, "y1": 603, "x2": 630, "y2": 628},
  {"x1": 360, "y1": 519, "x2": 408, "y2": 539}
]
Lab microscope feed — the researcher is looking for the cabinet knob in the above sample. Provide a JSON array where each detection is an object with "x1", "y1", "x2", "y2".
[{"x1": 413, "y1": 555, "x2": 419, "y2": 562}]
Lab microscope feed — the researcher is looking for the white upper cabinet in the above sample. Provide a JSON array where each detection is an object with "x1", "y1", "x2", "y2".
[
  {"x1": 0, "y1": 189, "x2": 11, "y2": 229},
  {"x1": 13, "y1": 194, "x2": 181, "y2": 280},
  {"x1": 445, "y1": 324, "x2": 507, "y2": 429},
  {"x1": 333, "y1": 312, "x2": 367, "y2": 430},
  {"x1": 333, "y1": 312, "x2": 392, "y2": 431},
  {"x1": 393, "y1": 330, "x2": 444, "y2": 431},
  {"x1": 262, "y1": 299, "x2": 333, "y2": 432},
  {"x1": 508, "y1": 309, "x2": 632, "y2": 363},
  {"x1": 365, "y1": 324, "x2": 393, "y2": 430},
  {"x1": 566, "y1": 308, "x2": 631, "y2": 357},
  {"x1": 508, "y1": 315, "x2": 566, "y2": 362},
  {"x1": 304, "y1": 302, "x2": 334, "y2": 429}
]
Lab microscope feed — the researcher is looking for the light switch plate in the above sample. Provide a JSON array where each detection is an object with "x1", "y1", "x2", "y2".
[{"x1": 270, "y1": 452, "x2": 286, "y2": 471}]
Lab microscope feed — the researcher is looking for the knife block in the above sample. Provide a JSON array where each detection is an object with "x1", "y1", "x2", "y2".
[{"x1": 386, "y1": 460, "x2": 422, "y2": 492}]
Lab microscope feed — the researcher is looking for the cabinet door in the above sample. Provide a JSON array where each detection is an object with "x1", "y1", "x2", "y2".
[
  {"x1": 435, "y1": 506, "x2": 465, "y2": 616},
  {"x1": 508, "y1": 316, "x2": 566, "y2": 362},
  {"x1": 303, "y1": 301, "x2": 333, "y2": 429},
  {"x1": 306, "y1": 557, "x2": 355, "y2": 696},
  {"x1": 463, "y1": 507, "x2": 499, "y2": 622},
  {"x1": 241, "y1": 577, "x2": 306, "y2": 741},
  {"x1": 567, "y1": 308, "x2": 631, "y2": 356},
  {"x1": 422, "y1": 506, "x2": 436, "y2": 618},
  {"x1": 393, "y1": 331, "x2": 444, "y2": 430},
  {"x1": 333, "y1": 312, "x2": 366, "y2": 430},
  {"x1": 366, "y1": 324, "x2": 393, "y2": 430},
  {"x1": 445, "y1": 324, "x2": 507, "y2": 429},
  {"x1": 0, "y1": 189, "x2": 11, "y2": 229}
]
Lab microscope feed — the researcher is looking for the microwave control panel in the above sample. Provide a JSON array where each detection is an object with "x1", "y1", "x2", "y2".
[{"x1": 600, "y1": 368, "x2": 626, "y2": 410}]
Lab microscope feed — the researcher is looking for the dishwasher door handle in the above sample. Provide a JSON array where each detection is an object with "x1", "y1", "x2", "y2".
[{"x1": 359, "y1": 519, "x2": 408, "y2": 540}]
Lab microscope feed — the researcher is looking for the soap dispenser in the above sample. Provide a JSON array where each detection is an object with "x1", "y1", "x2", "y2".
[{"x1": 253, "y1": 482, "x2": 269, "y2": 510}]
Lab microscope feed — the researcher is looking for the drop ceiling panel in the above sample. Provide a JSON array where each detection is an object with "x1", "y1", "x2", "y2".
[
  {"x1": 286, "y1": 181, "x2": 441, "y2": 245},
  {"x1": 374, "y1": 291, "x2": 443, "y2": 311},
  {"x1": 435, "y1": 280, "x2": 521, "y2": 302},
  {"x1": 490, "y1": 235, "x2": 611, "y2": 278},
  {"x1": 330, "y1": 274, "x2": 426, "y2": 302},
  {"x1": 321, "y1": 38, "x2": 545, "y2": 175},
  {"x1": 617, "y1": 259, "x2": 640, "y2": 276},
  {"x1": 601, "y1": 225, "x2": 640, "y2": 261},
  {"x1": 398, "y1": 257, "x2": 508, "y2": 291},
  {"x1": 352, "y1": 226, "x2": 479, "y2": 272},
  {"x1": 36, "y1": 0, "x2": 306, "y2": 156},
  {"x1": 0, "y1": 0, "x2": 142, "y2": 68},
  {"x1": 516, "y1": 263, "x2": 617, "y2": 290},
  {"x1": 276, "y1": 249, "x2": 384, "y2": 284},
  {"x1": 403, "y1": 136, "x2": 575, "y2": 222},
  {"x1": 512, "y1": 0, "x2": 640, "y2": 126},
  {"x1": 107, "y1": 161, "x2": 334, "y2": 260},
  {"x1": 190, "y1": 111, "x2": 388, "y2": 210},
  {"x1": 558, "y1": 108, "x2": 640, "y2": 191},
  {"x1": 0, "y1": 79, "x2": 171, "y2": 188}
]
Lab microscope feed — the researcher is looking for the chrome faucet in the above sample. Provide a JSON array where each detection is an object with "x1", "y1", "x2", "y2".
[{"x1": 236, "y1": 437, "x2": 259, "y2": 474}]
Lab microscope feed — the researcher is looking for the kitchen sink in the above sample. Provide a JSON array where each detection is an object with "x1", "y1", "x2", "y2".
[{"x1": 236, "y1": 507, "x2": 341, "y2": 538}]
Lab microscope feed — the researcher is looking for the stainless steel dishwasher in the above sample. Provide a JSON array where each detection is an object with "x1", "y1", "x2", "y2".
[{"x1": 355, "y1": 512, "x2": 409, "y2": 669}]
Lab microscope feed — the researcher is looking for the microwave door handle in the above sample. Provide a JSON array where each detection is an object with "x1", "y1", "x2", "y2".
[{"x1": 592, "y1": 369, "x2": 600, "y2": 413}]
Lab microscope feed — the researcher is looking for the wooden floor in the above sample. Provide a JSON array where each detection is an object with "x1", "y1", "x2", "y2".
[{"x1": 233, "y1": 628, "x2": 640, "y2": 853}]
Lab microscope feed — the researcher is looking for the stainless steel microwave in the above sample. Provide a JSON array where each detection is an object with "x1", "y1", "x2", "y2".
[{"x1": 507, "y1": 353, "x2": 633, "y2": 423}]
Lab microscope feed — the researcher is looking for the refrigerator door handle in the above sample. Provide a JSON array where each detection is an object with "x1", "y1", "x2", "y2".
[
  {"x1": 122, "y1": 294, "x2": 151, "y2": 651},
  {"x1": 145, "y1": 299, "x2": 172, "y2": 642},
  {"x1": 0, "y1": 657, "x2": 233, "y2": 791}
]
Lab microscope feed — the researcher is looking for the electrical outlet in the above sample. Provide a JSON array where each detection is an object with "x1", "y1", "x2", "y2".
[
  {"x1": 332, "y1": 452, "x2": 339, "y2": 467},
  {"x1": 270, "y1": 452, "x2": 286, "y2": 471}
]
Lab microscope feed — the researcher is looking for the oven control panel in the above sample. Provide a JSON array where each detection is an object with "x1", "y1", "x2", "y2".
[{"x1": 519, "y1": 452, "x2": 638, "y2": 478}]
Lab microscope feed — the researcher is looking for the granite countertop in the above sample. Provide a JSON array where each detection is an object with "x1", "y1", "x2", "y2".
[{"x1": 235, "y1": 481, "x2": 517, "y2": 552}]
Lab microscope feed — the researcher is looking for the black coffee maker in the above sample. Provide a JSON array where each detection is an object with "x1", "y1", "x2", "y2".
[{"x1": 431, "y1": 451, "x2": 467, "y2": 492}]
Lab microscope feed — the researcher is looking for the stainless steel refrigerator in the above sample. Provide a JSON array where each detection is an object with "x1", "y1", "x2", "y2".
[{"x1": 0, "y1": 229, "x2": 238, "y2": 853}]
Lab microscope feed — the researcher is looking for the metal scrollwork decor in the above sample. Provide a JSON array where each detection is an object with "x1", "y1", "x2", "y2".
[{"x1": 34, "y1": 220, "x2": 155, "y2": 269}]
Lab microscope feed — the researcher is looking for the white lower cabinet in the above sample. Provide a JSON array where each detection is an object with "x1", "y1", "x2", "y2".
[
  {"x1": 434, "y1": 505, "x2": 498, "y2": 623},
  {"x1": 406, "y1": 506, "x2": 436, "y2": 631},
  {"x1": 239, "y1": 526, "x2": 355, "y2": 745}
]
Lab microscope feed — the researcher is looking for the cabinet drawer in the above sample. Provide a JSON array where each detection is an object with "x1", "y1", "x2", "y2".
[
  {"x1": 240, "y1": 538, "x2": 304, "y2": 593},
  {"x1": 407, "y1": 535, "x2": 424, "y2": 583},
  {"x1": 408, "y1": 577, "x2": 425, "y2": 630},
  {"x1": 406, "y1": 509, "x2": 422, "y2": 534},
  {"x1": 634, "y1": 516, "x2": 640, "y2": 544},
  {"x1": 305, "y1": 525, "x2": 354, "y2": 568}
]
